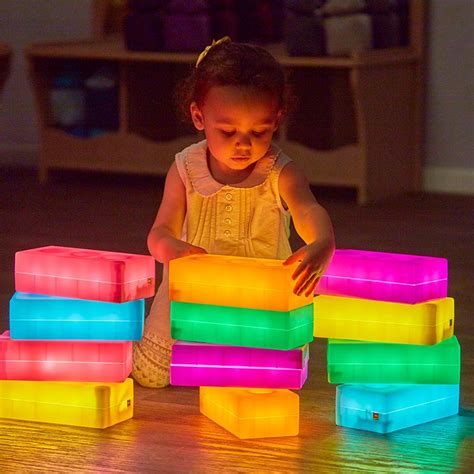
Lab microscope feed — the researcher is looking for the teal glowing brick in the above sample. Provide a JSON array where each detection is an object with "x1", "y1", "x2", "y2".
[
  {"x1": 336, "y1": 384, "x2": 459, "y2": 434},
  {"x1": 10, "y1": 292, "x2": 144, "y2": 341}
]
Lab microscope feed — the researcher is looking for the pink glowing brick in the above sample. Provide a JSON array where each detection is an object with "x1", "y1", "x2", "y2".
[
  {"x1": 315, "y1": 249, "x2": 447, "y2": 304},
  {"x1": 15, "y1": 246, "x2": 155, "y2": 303},
  {"x1": 170, "y1": 341, "x2": 309, "y2": 389},
  {"x1": 0, "y1": 331, "x2": 132, "y2": 383}
]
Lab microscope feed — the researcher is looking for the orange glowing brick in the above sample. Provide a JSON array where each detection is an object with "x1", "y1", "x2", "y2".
[
  {"x1": 169, "y1": 254, "x2": 311, "y2": 312},
  {"x1": 200, "y1": 386, "x2": 299, "y2": 439}
]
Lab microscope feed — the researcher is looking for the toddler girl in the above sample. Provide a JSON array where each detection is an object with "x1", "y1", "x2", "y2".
[{"x1": 132, "y1": 37, "x2": 335, "y2": 388}]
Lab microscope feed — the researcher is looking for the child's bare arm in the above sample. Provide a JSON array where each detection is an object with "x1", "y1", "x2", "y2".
[
  {"x1": 147, "y1": 162, "x2": 207, "y2": 264},
  {"x1": 279, "y1": 162, "x2": 335, "y2": 296}
]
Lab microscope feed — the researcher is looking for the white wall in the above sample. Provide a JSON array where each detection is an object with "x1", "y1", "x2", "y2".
[
  {"x1": 423, "y1": 0, "x2": 474, "y2": 194},
  {"x1": 0, "y1": 0, "x2": 93, "y2": 165},
  {"x1": 0, "y1": 0, "x2": 472, "y2": 194}
]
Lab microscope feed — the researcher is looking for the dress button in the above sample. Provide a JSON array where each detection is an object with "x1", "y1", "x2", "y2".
[
  {"x1": 224, "y1": 229, "x2": 231, "y2": 237},
  {"x1": 225, "y1": 193, "x2": 233, "y2": 201},
  {"x1": 225, "y1": 205, "x2": 233, "y2": 212},
  {"x1": 224, "y1": 218, "x2": 232, "y2": 225}
]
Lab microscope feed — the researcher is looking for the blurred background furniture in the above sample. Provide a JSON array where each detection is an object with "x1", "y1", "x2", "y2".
[{"x1": 25, "y1": 0, "x2": 426, "y2": 204}]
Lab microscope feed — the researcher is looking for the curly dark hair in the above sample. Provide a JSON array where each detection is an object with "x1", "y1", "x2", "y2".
[{"x1": 174, "y1": 41, "x2": 295, "y2": 123}]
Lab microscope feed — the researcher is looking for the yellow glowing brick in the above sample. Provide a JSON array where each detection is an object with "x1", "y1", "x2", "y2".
[
  {"x1": 169, "y1": 254, "x2": 311, "y2": 312},
  {"x1": 200, "y1": 386, "x2": 299, "y2": 439},
  {"x1": 0, "y1": 378, "x2": 133, "y2": 428},
  {"x1": 313, "y1": 296, "x2": 454, "y2": 345}
]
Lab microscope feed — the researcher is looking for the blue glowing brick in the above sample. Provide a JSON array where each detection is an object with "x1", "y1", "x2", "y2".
[
  {"x1": 10, "y1": 292, "x2": 144, "y2": 341},
  {"x1": 336, "y1": 384, "x2": 459, "y2": 434}
]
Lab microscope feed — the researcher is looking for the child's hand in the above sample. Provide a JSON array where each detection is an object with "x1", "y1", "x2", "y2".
[
  {"x1": 283, "y1": 240, "x2": 335, "y2": 297},
  {"x1": 162, "y1": 236, "x2": 207, "y2": 263}
]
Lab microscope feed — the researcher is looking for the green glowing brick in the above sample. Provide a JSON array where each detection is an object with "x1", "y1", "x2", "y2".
[
  {"x1": 170, "y1": 301, "x2": 313, "y2": 350},
  {"x1": 327, "y1": 336, "x2": 460, "y2": 384}
]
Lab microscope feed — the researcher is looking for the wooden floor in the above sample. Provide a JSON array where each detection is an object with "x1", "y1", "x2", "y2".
[{"x1": 0, "y1": 167, "x2": 473, "y2": 473}]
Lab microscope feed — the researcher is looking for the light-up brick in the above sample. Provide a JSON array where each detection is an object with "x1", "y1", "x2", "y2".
[
  {"x1": 200, "y1": 386, "x2": 299, "y2": 439},
  {"x1": 169, "y1": 254, "x2": 312, "y2": 312},
  {"x1": 171, "y1": 341, "x2": 309, "y2": 389},
  {"x1": 327, "y1": 336, "x2": 460, "y2": 384},
  {"x1": 314, "y1": 295, "x2": 454, "y2": 345},
  {"x1": 10, "y1": 292, "x2": 144, "y2": 341},
  {"x1": 336, "y1": 384, "x2": 459, "y2": 434},
  {"x1": 171, "y1": 301, "x2": 313, "y2": 350},
  {"x1": 0, "y1": 331, "x2": 132, "y2": 382},
  {"x1": 15, "y1": 246, "x2": 155, "y2": 303},
  {"x1": 0, "y1": 378, "x2": 134, "y2": 428},
  {"x1": 315, "y1": 249, "x2": 448, "y2": 303}
]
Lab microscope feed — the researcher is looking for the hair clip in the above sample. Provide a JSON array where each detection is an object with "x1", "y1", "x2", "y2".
[{"x1": 195, "y1": 36, "x2": 231, "y2": 68}]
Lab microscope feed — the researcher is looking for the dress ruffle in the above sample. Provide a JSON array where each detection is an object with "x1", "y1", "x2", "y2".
[{"x1": 181, "y1": 139, "x2": 281, "y2": 197}]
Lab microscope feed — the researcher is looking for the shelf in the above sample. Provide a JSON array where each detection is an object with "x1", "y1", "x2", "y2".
[
  {"x1": 25, "y1": 39, "x2": 419, "y2": 69},
  {"x1": 276, "y1": 139, "x2": 362, "y2": 187},
  {"x1": 41, "y1": 127, "x2": 199, "y2": 176},
  {"x1": 40, "y1": 127, "x2": 362, "y2": 189}
]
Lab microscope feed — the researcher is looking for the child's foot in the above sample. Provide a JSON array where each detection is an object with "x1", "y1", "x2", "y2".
[{"x1": 131, "y1": 332, "x2": 172, "y2": 388}]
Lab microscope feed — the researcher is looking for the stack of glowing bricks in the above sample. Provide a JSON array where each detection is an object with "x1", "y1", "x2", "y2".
[
  {"x1": 314, "y1": 249, "x2": 460, "y2": 434},
  {"x1": 1, "y1": 246, "x2": 155, "y2": 429},
  {"x1": 169, "y1": 254, "x2": 314, "y2": 439}
]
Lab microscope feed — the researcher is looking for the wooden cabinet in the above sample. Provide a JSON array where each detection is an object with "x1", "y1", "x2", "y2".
[{"x1": 25, "y1": 1, "x2": 426, "y2": 204}]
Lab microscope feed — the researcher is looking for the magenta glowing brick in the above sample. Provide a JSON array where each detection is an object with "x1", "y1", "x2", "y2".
[
  {"x1": 170, "y1": 341, "x2": 309, "y2": 389},
  {"x1": 15, "y1": 246, "x2": 155, "y2": 303},
  {"x1": 0, "y1": 331, "x2": 132, "y2": 383},
  {"x1": 315, "y1": 249, "x2": 447, "y2": 304}
]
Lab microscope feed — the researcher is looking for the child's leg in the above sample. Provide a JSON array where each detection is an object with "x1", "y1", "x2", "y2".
[{"x1": 132, "y1": 276, "x2": 174, "y2": 388}]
